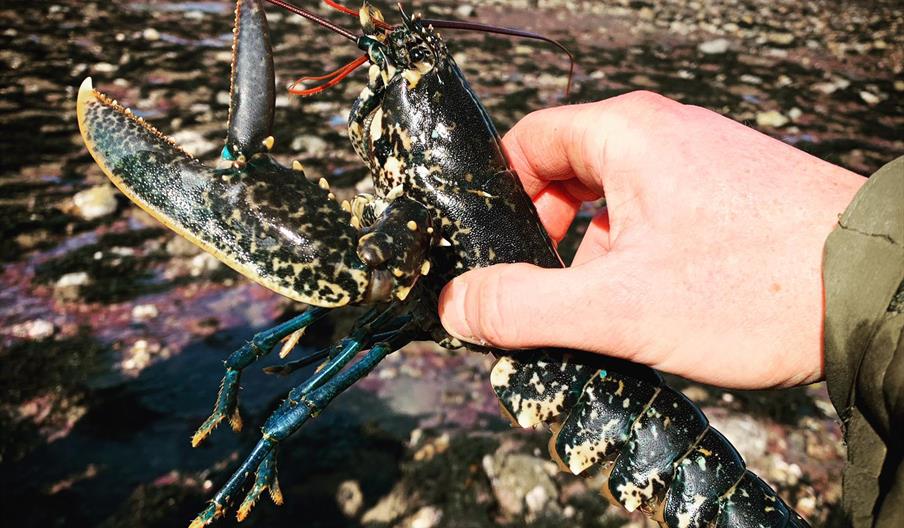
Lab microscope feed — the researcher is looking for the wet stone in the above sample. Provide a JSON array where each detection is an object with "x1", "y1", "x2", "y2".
[
  {"x1": 336, "y1": 480, "x2": 364, "y2": 518},
  {"x1": 756, "y1": 110, "x2": 790, "y2": 128},
  {"x1": 698, "y1": 38, "x2": 731, "y2": 54},
  {"x1": 5, "y1": 319, "x2": 55, "y2": 340},
  {"x1": 482, "y1": 446, "x2": 559, "y2": 519},
  {"x1": 53, "y1": 271, "x2": 91, "y2": 301},
  {"x1": 72, "y1": 184, "x2": 118, "y2": 221}
]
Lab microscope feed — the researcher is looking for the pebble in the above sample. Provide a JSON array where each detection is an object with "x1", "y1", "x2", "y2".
[
  {"x1": 454, "y1": 5, "x2": 474, "y2": 18},
  {"x1": 767, "y1": 32, "x2": 795, "y2": 46},
  {"x1": 482, "y1": 448, "x2": 558, "y2": 518},
  {"x1": 405, "y1": 506, "x2": 442, "y2": 528},
  {"x1": 336, "y1": 480, "x2": 363, "y2": 517},
  {"x1": 94, "y1": 62, "x2": 117, "y2": 73},
  {"x1": 122, "y1": 339, "x2": 153, "y2": 371},
  {"x1": 788, "y1": 107, "x2": 803, "y2": 122},
  {"x1": 131, "y1": 304, "x2": 159, "y2": 321},
  {"x1": 165, "y1": 236, "x2": 200, "y2": 257},
  {"x1": 859, "y1": 90, "x2": 880, "y2": 105},
  {"x1": 73, "y1": 184, "x2": 118, "y2": 221},
  {"x1": 361, "y1": 485, "x2": 409, "y2": 524},
  {"x1": 524, "y1": 484, "x2": 550, "y2": 514},
  {"x1": 54, "y1": 271, "x2": 91, "y2": 301},
  {"x1": 812, "y1": 77, "x2": 850, "y2": 94},
  {"x1": 7, "y1": 319, "x2": 55, "y2": 340},
  {"x1": 698, "y1": 38, "x2": 731, "y2": 54},
  {"x1": 681, "y1": 385, "x2": 709, "y2": 403},
  {"x1": 740, "y1": 74, "x2": 763, "y2": 85},
  {"x1": 189, "y1": 253, "x2": 222, "y2": 277},
  {"x1": 756, "y1": 110, "x2": 790, "y2": 128},
  {"x1": 169, "y1": 130, "x2": 216, "y2": 157},
  {"x1": 142, "y1": 27, "x2": 160, "y2": 41},
  {"x1": 708, "y1": 414, "x2": 769, "y2": 465},
  {"x1": 291, "y1": 134, "x2": 329, "y2": 157}
]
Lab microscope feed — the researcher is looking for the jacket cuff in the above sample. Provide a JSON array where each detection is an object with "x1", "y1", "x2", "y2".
[{"x1": 823, "y1": 156, "x2": 903, "y2": 525}]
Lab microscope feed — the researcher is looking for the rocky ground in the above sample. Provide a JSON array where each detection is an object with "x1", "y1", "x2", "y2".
[{"x1": 1, "y1": 0, "x2": 901, "y2": 527}]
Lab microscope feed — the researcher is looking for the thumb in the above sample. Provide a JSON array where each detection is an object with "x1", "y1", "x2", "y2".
[{"x1": 438, "y1": 261, "x2": 636, "y2": 352}]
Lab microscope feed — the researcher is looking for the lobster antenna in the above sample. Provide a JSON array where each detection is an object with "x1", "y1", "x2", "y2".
[
  {"x1": 421, "y1": 19, "x2": 575, "y2": 95},
  {"x1": 263, "y1": 0, "x2": 358, "y2": 41},
  {"x1": 267, "y1": 0, "x2": 575, "y2": 96}
]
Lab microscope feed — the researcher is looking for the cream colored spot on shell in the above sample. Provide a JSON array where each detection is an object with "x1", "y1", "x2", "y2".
[
  {"x1": 385, "y1": 183, "x2": 404, "y2": 201},
  {"x1": 517, "y1": 391, "x2": 566, "y2": 428},
  {"x1": 420, "y1": 260, "x2": 431, "y2": 276},
  {"x1": 395, "y1": 284, "x2": 412, "y2": 301},
  {"x1": 369, "y1": 108, "x2": 383, "y2": 141},
  {"x1": 383, "y1": 156, "x2": 404, "y2": 183},
  {"x1": 349, "y1": 121, "x2": 363, "y2": 142},
  {"x1": 616, "y1": 479, "x2": 656, "y2": 513},
  {"x1": 529, "y1": 372, "x2": 546, "y2": 395},
  {"x1": 261, "y1": 135, "x2": 275, "y2": 151},
  {"x1": 396, "y1": 127, "x2": 413, "y2": 151},
  {"x1": 292, "y1": 160, "x2": 304, "y2": 172},
  {"x1": 566, "y1": 441, "x2": 598, "y2": 475},
  {"x1": 402, "y1": 61, "x2": 433, "y2": 89},
  {"x1": 490, "y1": 357, "x2": 516, "y2": 389},
  {"x1": 318, "y1": 177, "x2": 330, "y2": 191},
  {"x1": 406, "y1": 220, "x2": 417, "y2": 231},
  {"x1": 368, "y1": 64, "x2": 380, "y2": 85},
  {"x1": 402, "y1": 68, "x2": 422, "y2": 89}
]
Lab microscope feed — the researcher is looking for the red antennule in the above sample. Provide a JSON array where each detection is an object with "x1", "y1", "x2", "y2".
[{"x1": 288, "y1": 54, "x2": 369, "y2": 96}]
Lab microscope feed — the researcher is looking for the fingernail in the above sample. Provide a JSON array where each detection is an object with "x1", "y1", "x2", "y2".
[{"x1": 440, "y1": 278, "x2": 473, "y2": 342}]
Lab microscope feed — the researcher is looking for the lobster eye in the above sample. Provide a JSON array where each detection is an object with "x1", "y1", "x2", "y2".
[{"x1": 410, "y1": 47, "x2": 428, "y2": 62}]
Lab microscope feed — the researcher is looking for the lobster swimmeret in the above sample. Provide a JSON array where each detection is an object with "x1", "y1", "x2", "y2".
[{"x1": 75, "y1": 1, "x2": 811, "y2": 526}]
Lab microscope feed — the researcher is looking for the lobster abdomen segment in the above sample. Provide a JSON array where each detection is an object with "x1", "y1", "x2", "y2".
[
  {"x1": 490, "y1": 355, "x2": 810, "y2": 527},
  {"x1": 609, "y1": 386, "x2": 709, "y2": 513},
  {"x1": 663, "y1": 427, "x2": 747, "y2": 526}
]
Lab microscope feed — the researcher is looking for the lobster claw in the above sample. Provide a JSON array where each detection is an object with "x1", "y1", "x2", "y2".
[
  {"x1": 76, "y1": 0, "x2": 373, "y2": 307},
  {"x1": 223, "y1": 0, "x2": 275, "y2": 161}
]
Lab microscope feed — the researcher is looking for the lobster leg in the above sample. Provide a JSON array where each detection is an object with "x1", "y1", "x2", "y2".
[
  {"x1": 189, "y1": 331, "x2": 406, "y2": 527},
  {"x1": 192, "y1": 307, "x2": 329, "y2": 446}
]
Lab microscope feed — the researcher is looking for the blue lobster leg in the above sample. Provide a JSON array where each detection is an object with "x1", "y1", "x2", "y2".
[
  {"x1": 192, "y1": 307, "x2": 329, "y2": 446},
  {"x1": 189, "y1": 332, "x2": 406, "y2": 527},
  {"x1": 195, "y1": 305, "x2": 400, "y2": 444},
  {"x1": 263, "y1": 315, "x2": 412, "y2": 376}
]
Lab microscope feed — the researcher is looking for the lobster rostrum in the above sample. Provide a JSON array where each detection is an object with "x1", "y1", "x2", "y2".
[{"x1": 75, "y1": 1, "x2": 812, "y2": 526}]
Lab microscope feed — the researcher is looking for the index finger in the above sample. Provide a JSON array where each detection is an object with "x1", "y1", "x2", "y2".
[{"x1": 501, "y1": 102, "x2": 609, "y2": 199}]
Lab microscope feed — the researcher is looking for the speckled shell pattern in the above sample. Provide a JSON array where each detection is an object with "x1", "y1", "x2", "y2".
[{"x1": 351, "y1": 16, "x2": 811, "y2": 528}]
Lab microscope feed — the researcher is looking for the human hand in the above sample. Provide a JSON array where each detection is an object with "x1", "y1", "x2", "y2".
[{"x1": 438, "y1": 91, "x2": 866, "y2": 389}]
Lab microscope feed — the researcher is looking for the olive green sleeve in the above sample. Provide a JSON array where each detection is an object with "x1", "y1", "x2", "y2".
[{"x1": 823, "y1": 156, "x2": 904, "y2": 528}]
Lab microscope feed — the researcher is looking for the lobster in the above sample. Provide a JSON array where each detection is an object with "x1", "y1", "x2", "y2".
[{"x1": 75, "y1": 1, "x2": 812, "y2": 526}]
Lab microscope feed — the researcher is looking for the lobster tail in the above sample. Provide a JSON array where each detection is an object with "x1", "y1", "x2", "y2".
[{"x1": 491, "y1": 354, "x2": 812, "y2": 527}]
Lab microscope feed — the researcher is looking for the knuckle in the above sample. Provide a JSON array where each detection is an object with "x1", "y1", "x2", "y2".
[
  {"x1": 619, "y1": 90, "x2": 671, "y2": 109},
  {"x1": 609, "y1": 90, "x2": 685, "y2": 127}
]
